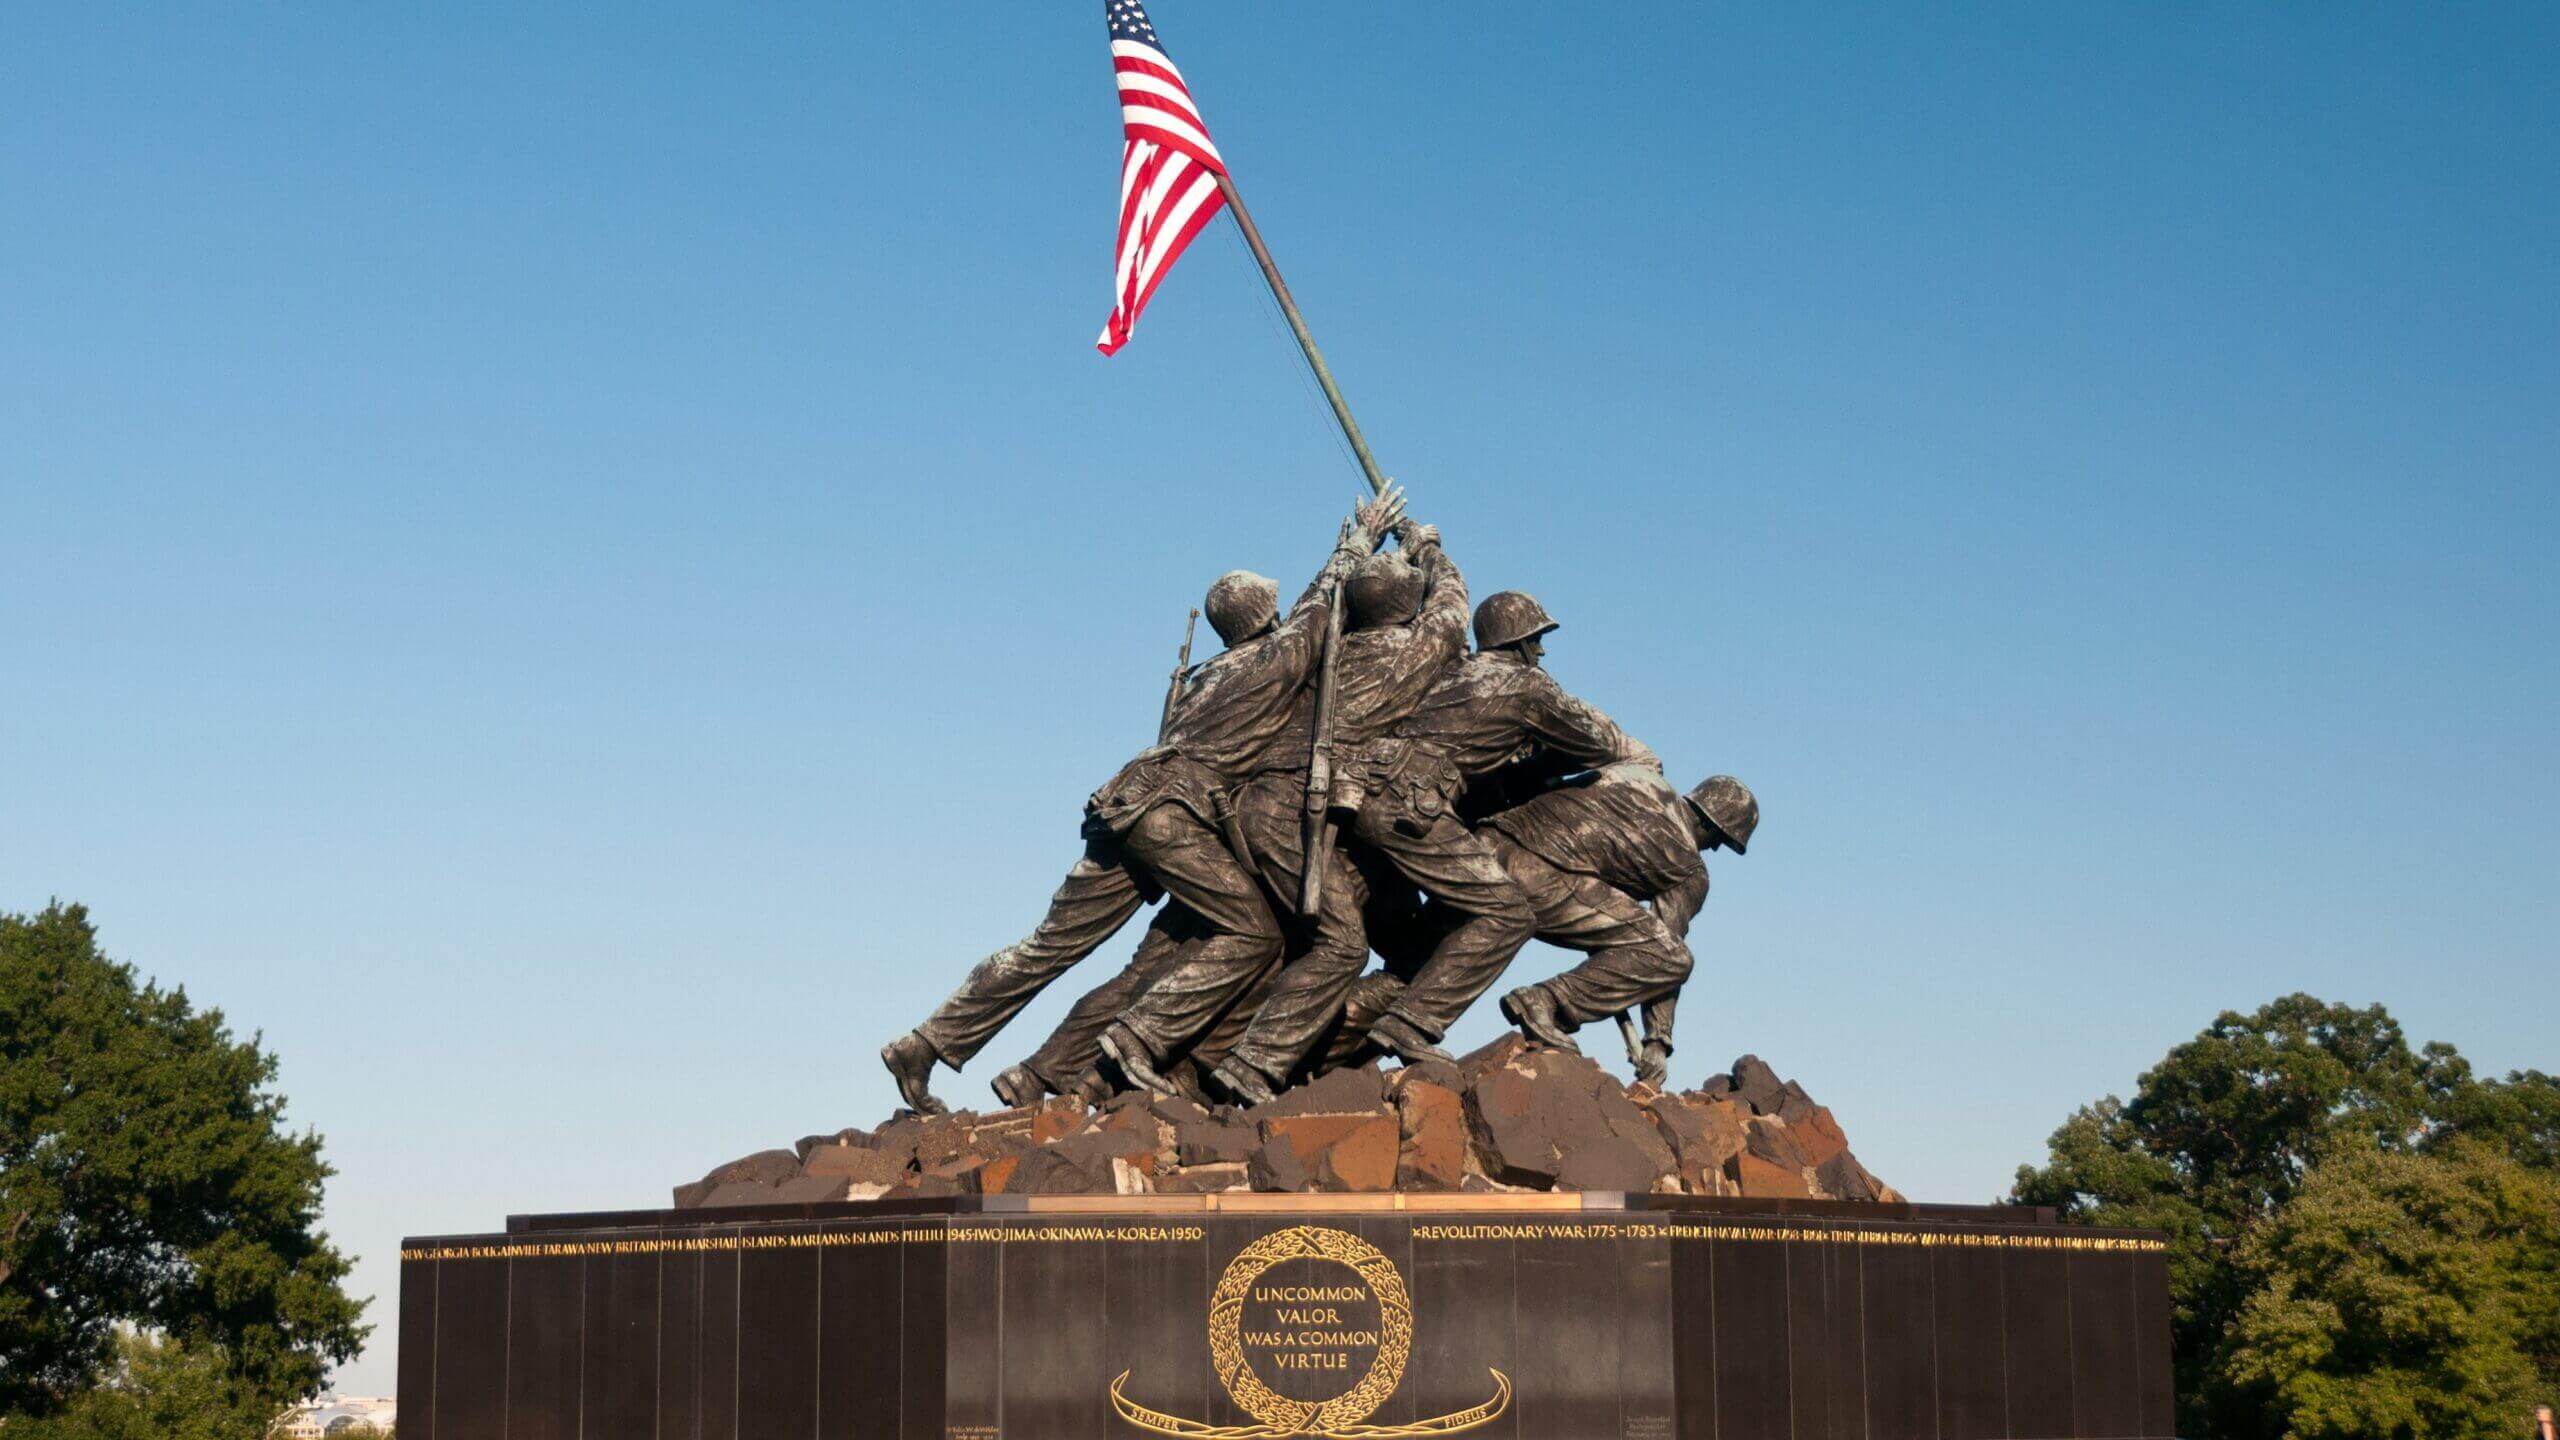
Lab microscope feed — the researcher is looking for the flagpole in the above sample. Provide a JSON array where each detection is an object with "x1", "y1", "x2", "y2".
[
  {"x1": 1211, "y1": 173, "x2": 1394, "y2": 918},
  {"x1": 1214, "y1": 174, "x2": 1389, "y2": 500}
]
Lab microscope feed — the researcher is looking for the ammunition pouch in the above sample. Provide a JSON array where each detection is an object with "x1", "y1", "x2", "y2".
[
  {"x1": 1349, "y1": 740, "x2": 1462, "y2": 838},
  {"x1": 1323, "y1": 739, "x2": 1399, "y2": 821},
  {"x1": 1326, "y1": 769, "x2": 1367, "y2": 819},
  {"x1": 1086, "y1": 747, "x2": 1225, "y2": 841}
]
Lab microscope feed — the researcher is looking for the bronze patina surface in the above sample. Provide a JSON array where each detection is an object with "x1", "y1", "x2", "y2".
[{"x1": 884, "y1": 502, "x2": 1758, "y2": 1120}]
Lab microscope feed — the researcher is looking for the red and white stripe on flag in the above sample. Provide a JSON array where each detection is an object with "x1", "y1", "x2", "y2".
[{"x1": 1097, "y1": 0, "x2": 1228, "y2": 356}]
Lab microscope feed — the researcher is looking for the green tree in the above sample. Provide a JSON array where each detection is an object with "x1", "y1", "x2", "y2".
[
  {"x1": 2433, "y1": 1069, "x2": 2560, "y2": 1171},
  {"x1": 2012, "y1": 994, "x2": 2465, "y2": 1435},
  {"x1": 0, "y1": 903, "x2": 367, "y2": 1419},
  {"x1": 9, "y1": 1330, "x2": 271, "y2": 1440},
  {"x1": 2221, "y1": 1141, "x2": 2560, "y2": 1440}
]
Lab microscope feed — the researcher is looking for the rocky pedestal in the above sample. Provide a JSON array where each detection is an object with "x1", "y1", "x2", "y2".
[
  {"x1": 393, "y1": 1049, "x2": 2176, "y2": 1439},
  {"x1": 677, "y1": 1045, "x2": 1899, "y2": 1208}
]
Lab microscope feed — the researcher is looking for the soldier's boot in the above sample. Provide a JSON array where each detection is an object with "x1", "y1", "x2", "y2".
[
  {"x1": 1633, "y1": 1038, "x2": 1672, "y2": 1090},
  {"x1": 1208, "y1": 1056, "x2": 1280, "y2": 1107},
  {"x1": 880, "y1": 1031, "x2": 950, "y2": 1116},
  {"x1": 989, "y1": 1063, "x2": 1046, "y2": 1110},
  {"x1": 1366, "y1": 1013, "x2": 1456, "y2": 1067},
  {"x1": 1499, "y1": 986, "x2": 1582, "y2": 1054},
  {"x1": 1099, "y1": 1022, "x2": 1177, "y2": 1098},
  {"x1": 1169, "y1": 1062, "x2": 1218, "y2": 1110},
  {"x1": 1069, "y1": 1066, "x2": 1114, "y2": 1106}
]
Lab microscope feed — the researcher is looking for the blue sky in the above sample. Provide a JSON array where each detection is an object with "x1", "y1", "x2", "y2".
[{"x1": 4, "y1": 2, "x2": 2553, "y2": 1395}]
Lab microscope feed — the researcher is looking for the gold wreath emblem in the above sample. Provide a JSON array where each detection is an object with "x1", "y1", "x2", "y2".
[{"x1": 1109, "y1": 1225, "x2": 1510, "y2": 1439}]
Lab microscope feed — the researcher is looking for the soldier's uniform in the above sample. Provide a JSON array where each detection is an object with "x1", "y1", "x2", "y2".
[
  {"x1": 1485, "y1": 762, "x2": 1709, "y2": 1029},
  {"x1": 1010, "y1": 901, "x2": 1217, "y2": 1097},
  {"x1": 1211, "y1": 548, "x2": 1471, "y2": 1084},
  {"x1": 907, "y1": 542, "x2": 1358, "y2": 1073},
  {"x1": 1353, "y1": 620, "x2": 1653, "y2": 1047},
  {"x1": 1099, "y1": 545, "x2": 1468, "y2": 1072},
  {"x1": 1011, "y1": 840, "x2": 1434, "y2": 1097}
]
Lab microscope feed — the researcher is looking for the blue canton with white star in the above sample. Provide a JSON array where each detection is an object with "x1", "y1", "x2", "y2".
[{"x1": 1107, "y1": 0, "x2": 1161, "y2": 47}]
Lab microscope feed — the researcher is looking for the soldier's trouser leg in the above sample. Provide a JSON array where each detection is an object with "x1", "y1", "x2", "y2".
[
  {"x1": 1110, "y1": 802, "x2": 1286, "y2": 1060},
  {"x1": 1222, "y1": 783, "x2": 1372, "y2": 1084},
  {"x1": 1177, "y1": 948, "x2": 1286, "y2": 1080},
  {"x1": 1045, "y1": 927, "x2": 1289, "y2": 1088},
  {"x1": 1639, "y1": 991, "x2": 1679, "y2": 1054},
  {"x1": 1307, "y1": 971, "x2": 1411, "y2": 1077},
  {"x1": 1358, "y1": 807, "x2": 1538, "y2": 1043},
  {"x1": 1495, "y1": 839, "x2": 1692, "y2": 1026},
  {"x1": 1360, "y1": 858, "x2": 1441, "y2": 982},
  {"x1": 1018, "y1": 908, "x2": 1200, "y2": 1091},
  {"x1": 1300, "y1": 887, "x2": 1459, "y2": 1076},
  {"x1": 913, "y1": 837, "x2": 1146, "y2": 1068},
  {"x1": 1219, "y1": 873, "x2": 1364, "y2": 1080}
]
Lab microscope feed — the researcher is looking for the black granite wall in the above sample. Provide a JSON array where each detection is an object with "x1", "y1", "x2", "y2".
[{"x1": 398, "y1": 1203, "x2": 2173, "y2": 1440}]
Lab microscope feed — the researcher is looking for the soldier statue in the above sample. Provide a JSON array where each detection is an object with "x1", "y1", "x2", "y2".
[
  {"x1": 1100, "y1": 522, "x2": 1471, "y2": 1101},
  {"x1": 880, "y1": 493, "x2": 1770, "y2": 1113},
  {"x1": 1490, "y1": 766, "x2": 1758, "y2": 1085},
  {"x1": 878, "y1": 490, "x2": 1405, "y2": 1113},
  {"x1": 1316, "y1": 591, "x2": 1657, "y2": 1066},
  {"x1": 1207, "y1": 764, "x2": 1757, "y2": 1095}
]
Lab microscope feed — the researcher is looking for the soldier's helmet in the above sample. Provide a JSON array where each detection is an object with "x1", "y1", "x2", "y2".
[
  {"x1": 1685, "y1": 775, "x2": 1758, "y2": 854},
  {"x1": 1203, "y1": 570, "x2": 1280, "y2": 645},
  {"x1": 1345, "y1": 553, "x2": 1427, "y2": 631},
  {"x1": 1473, "y1": 591, "x2": 1559, "y2": 651}
]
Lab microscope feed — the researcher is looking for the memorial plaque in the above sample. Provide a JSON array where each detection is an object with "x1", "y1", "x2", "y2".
[
  {"x1": 818, "y1": 1228, "x2": 903, "y2": 1440},
  {"x1": 427, "y1": 1247, "x2": 507, "y2": 1440},
  {"x1": 400, "y1": 1195, "x2": 2174, "y2": 1440},
  {"x1": 393, "y1": 1257, "x2": 436, "y2": 1440},
  {"x1": 660, "y1": 1245, "x2": 705, "y2": 1440},
  {"x1": 581, "y1": 1247, "x2": 660, "y2": 1440},
  {"x1": 502, "y1": 1252, "x2": 580, "y2": 1440}
]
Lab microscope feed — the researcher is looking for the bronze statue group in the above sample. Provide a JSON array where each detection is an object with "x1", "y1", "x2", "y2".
[{"x1": 881, "y1": 491, "x2": 1758, "y2": 1113}]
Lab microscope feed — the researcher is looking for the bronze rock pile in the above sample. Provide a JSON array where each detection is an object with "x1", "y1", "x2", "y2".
[{"x1": 676, "y1": 1042, "x2": 1897, "y2": 1207}]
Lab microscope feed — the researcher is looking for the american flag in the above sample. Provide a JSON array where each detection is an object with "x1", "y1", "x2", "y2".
[{"x1": 1096, "y1": 0, "x2": 1228, "y2": 356}]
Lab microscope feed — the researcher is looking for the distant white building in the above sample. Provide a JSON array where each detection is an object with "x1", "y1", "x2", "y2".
[{"x1": 273, "y1": 1393, "x2": 396, "y2": 1437}]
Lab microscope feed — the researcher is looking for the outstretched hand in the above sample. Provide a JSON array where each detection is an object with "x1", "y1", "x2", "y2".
[{"x1": 1350, "y1": 482, "x2": 1408, "y2": 551}]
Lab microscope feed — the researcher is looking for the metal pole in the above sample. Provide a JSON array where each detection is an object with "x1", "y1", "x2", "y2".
[
  {"x1": 1212, "y1": 174, "x2": 1394, "y2": 919},
  {"x1": 1214, "y1": 176, "x2": 1389, "y2": 917},
  {"x1": 1216, "y1": 173, "x2": 1389, "y2": 499}
]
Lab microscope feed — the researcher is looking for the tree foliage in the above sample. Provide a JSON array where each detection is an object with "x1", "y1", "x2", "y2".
[
  {"x1": 0, "y1": 903, "x2": 367, "y2": 1419},
  {"x1": 2013, "y1": 994, "x2": 2557, "y2": 1438},
  {"x1": 8, "y1": 1330, "x2": 272, "y2": 1440},
  {"x1": 2223, "y1": 1141, "x2": 2560, "y2": 1440},
  {"x1": 2432, "y1": 1068, "x2": 2560, "y2": 1171}
]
